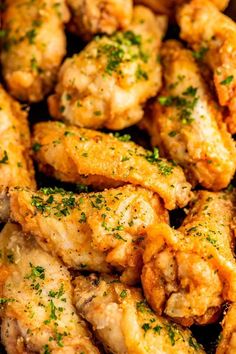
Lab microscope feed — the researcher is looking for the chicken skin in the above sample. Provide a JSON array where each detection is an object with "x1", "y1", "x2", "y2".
[
  {"x1": 73, "y1": 273, "x2": 205, "y2": 354},
  {"x1": 0, "y1": 223, "x2": 99, "y2": 354},
  {"x1": 9, "y1": 185, "x2": 168, "y2": 284},
  {"x1": 48, "y1": 6, "x2": 166, "y2": 130},
  {"x1": 178, "y1": 0, "x2": 236, "y2": 134},
  {"x1": 134, "y1": 0, "x2": 229, "y2": 16},
  {"x1": 216, "y1": 304, "x2": 236, "y2": 354},
  {"x1": 142, "y1": 190, "x2": 236, "y2": 326},
  {"x1": 141, "y1": 40, "x2": 236, "y2": 190},
  {"x1": 32, "y1": 121, "x2": 192, "y2": 210},
  {"x1": 0, "y1": 85, "x2": 35, "y2": 221},
  {"x1": 1, "y1": 0, "x2": 70, "y2": 102},
  {"x1": 67, "y1": 0, "x2": 133, "y2": 40}
]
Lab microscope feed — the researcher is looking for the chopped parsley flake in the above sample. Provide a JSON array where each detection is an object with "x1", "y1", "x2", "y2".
[
  {"x1": 97, "y1": 30, "x2": 147, "y2": 77},
  {"x1": 168, "y1": 131, "x2": 177, "y2": 137},
  {"x1": 189, "y1": 336, "x2": 201, "y2": 350},
  {"x1": 145, "y1": 147, "x2": 159, "y2": 163},
  {"x1": 0, "y1": 298, "x2": 15, "y2": 304},
  {"x1": 145, "y1": 148, "x2": 173, "y2": 175},
  {"x1": 32, "y1": 142, "x2": 42, "y2": 152},
  {"x1": 136, "y1": 65, "x2": 148, "y2": 81},
  {"x1": 165, "y1": 324, "x2": 176, "y2": 346},
  {"x1": 158, "y1": 86, "x2": 199, "y2": 125},
  {"x1": 25, "y1": 28, "x2": 37, "y2": 44},
  {"x1": 0, "y1": 150, "x2": 8, "y2": 164},
  {"x1": 192, "y1": 46, "x2": 208, "y2": 60},
  {"x1": 120, "y1": 290, "x2": 127, "y2": 298},
  {"x1": 114, "y1": 132, "x2": 131, "y2": 142},
  {"x1": 220, "y1": 75, "x2": 234, "y2": 85},
  {"x1": 136, "y1": 300, "x2": 152, "y2": 314},
  {"x1": 142, "y1": 323, "x2": 151, "y2": 332},
  {"x1": 26, "y1": 263, "x2": 45, "y2": 281},
  {"x1": 79, "y1": 212, "x2": 87, "y2": 223}
]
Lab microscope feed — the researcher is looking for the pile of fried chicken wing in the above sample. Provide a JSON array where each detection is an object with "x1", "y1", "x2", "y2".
[{"x1": 1, "y1": 0, "x2": 236, "y2": 353}]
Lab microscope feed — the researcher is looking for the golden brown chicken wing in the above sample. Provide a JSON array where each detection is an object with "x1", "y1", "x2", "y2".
[
  {"x1": 9, "y1": 185, "x2": 168, "y2": 284},
  {"x1": 67, "y1": 0, "x2": 133, "y2": 40},
  {"x1": 178, "y1": 0, "x2": 236, "y2": 134},
  {"x1": 141, "y1": 40, "x2": 236, "y2": 190},
  {"x1": 0, "y1": 223, "x2": 99, "y2": 354},
  {"x1": 1, "y1": 0, "x2": 70, "y2": 102},
  {"x1": 0, "y1": 85, "x2": 35, "y2": 220},
  {"x1": 142, "y1": 190, "x2": 236, "y2": 326},
  {"x1": 73, "y1": 273, "x2": 205, "y2": 353},
  {"x1": 134, "y1": 0, "x2": 229, "y2": 16},
  {"x1": 216, "y1": 304, "x2": 236, "y2": 354},
  {"x1": 32, "y1": 121, "x2": 192, "y2": 210},
  {"x1": 48, "y1": 6, "x2": 167, "y2": 130}
]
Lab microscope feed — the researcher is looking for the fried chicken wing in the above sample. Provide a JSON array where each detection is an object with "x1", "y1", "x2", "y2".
[
  {"x1": 67, "y1": 0, "x2": 133, "y2": 40},
  {"x1": 134, "y1": 0, "x2": 229, "y2": 16},
  {"x1": 9, "y1": 185, "x2": 168, "y2": 284},
  {"x1": 178, "y1": 0, "x2": 236, "y2": 134},
  {"x1": 0, "y1": 223, "x2": 99, "y2": 354},
  {"x1": 48, "y1": 6, "x2": 166, "y2": 130},
  {"x1": 73, "y1": 273, "x2": 205, "y2": 353},
  {"x1": 142, "y1": 190, "x2": 236, "y2": 326},
  {"x1": 1, "y1": 0, "x2": 70, "y2": 102},
  {"x1": 32, "y1": 122, "x2": 192, "y2": 210},
  {"x1": 0, "y1": 85, "x2": 35, "y2": 220},
  {"x1": 216, "y1": 304, "x2": 236, "y2": 354},
  {"x1": 141, "y1": 40, "x2": 236, "y2": 190}
]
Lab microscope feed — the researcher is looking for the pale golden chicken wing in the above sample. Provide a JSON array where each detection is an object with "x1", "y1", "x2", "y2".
[
  {"x1": 142, "y1": 190, "x2": 236, "y2": 326},
  {"x1": 0, "y1": 85, "x2": 35, "y2": 220},
  {"x1": 216, "y1": 304, "x2": 236, "y2": 354},
  {"x1": 1, "y1": 0, "x2": 70, "y2": 102},
  {"x1": 32, "y1": 122, "x2": 192, "y2": 210},
  {"x1": 141, "y1": 40, "x2": 236, "y2": 190},
  {"x1": 73, "y1": 273, "x2": 205, "y2": 354},
  {"x1": 67, "y1": 0, "x2": 133, "y2": 40},
  {"x1": 48, "y1": 6, "x2": 167, "y2": 130},
  {"x1": 9, "y1": 185, "x2": 168, "y2": 284},
  {"x1": 178, "y1": 0, "x2": 236, "y2": 134},
  {"x1": 0, "y1": 223, "x2": 99, "y2": 354},
  {"x1": 134, "y1": 0, "x2": 229, "y2": 16}
]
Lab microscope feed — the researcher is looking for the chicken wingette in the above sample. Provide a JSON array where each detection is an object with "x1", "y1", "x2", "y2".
[
  {"x1": 178, "y1": 0, "x2": 236, "y2": 134},
  {"x1": 134, "y1": 0, "x2": 229, "y2": 16},
  {"x1": 142, "y1": 190, "x2": 236, "y2": 326},
  {"x1": 32, "y1": 121, "x2": 192, "y2": 210},
  {"x1": 141, "y1": 40, "x2": 236, "y2": 190},
  {"x1": 0, "y1": 223, "x2": 99, "y2": 354},
  {"x1": 48, "y1": 6, "x2": 166, "y2": 130},
  {"x1": 0, "y1": 85, "x2": 35, "y2": 221},
  {"x1": 67, "y1": 0, "x2": 133, "y2": 40},
  {"x1": 216, "y1": 304, "x2": 236, "y2": 354},
  {"x1": 73, "y1": 273, "x2": 205, "y2": 354},
  {"x1": 9, "y1": 185, "x2": 168, "y2": 284},
  {"x1": 1, "y1": 0, "x2": 70, "y2": 102}
]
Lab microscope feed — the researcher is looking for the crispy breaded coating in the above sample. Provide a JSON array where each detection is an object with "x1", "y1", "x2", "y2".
[
  {"x1": 1, "y1": 0, "x2": 70, "y2": 102},
  {"x1": 67, "y1": 0, "x2": 133, "y2": 40},
  {"x1": 178, "y1": 0, "x2": 236, "y2": 134},
  {"x1": 73, "y1": 273, "x2": 205, "y2": 353},
  {"x1": 48, "y1": 6, "x2": 166, "y2": 130},
  {"x1": 142, "y1": 190, "x2": 236, "y2": 326},
  {"x1": 9, "y1": 185, "x2": 168, "y2": 284},
  {"x1": 216, "y1": 304, "x2": 236, "y2": 354},
  {"x1": 0, "y1": 86, "x2": 35, "y2": 189},
  {"x1": 32, "y1": 121, "x2": 192, "y2": 210},
  {"x1": 0, "y1": 85, "x2": 35, "y2": 193},
  {"x1": 0, "y1": 223, "x2": 99, "y2": 354},
  {"x1": 134, "y1": 0, "x2": 229, "y2": 16},
  {"x1": 141, "y1": 40, "x2": 236, "y2": 190}
]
